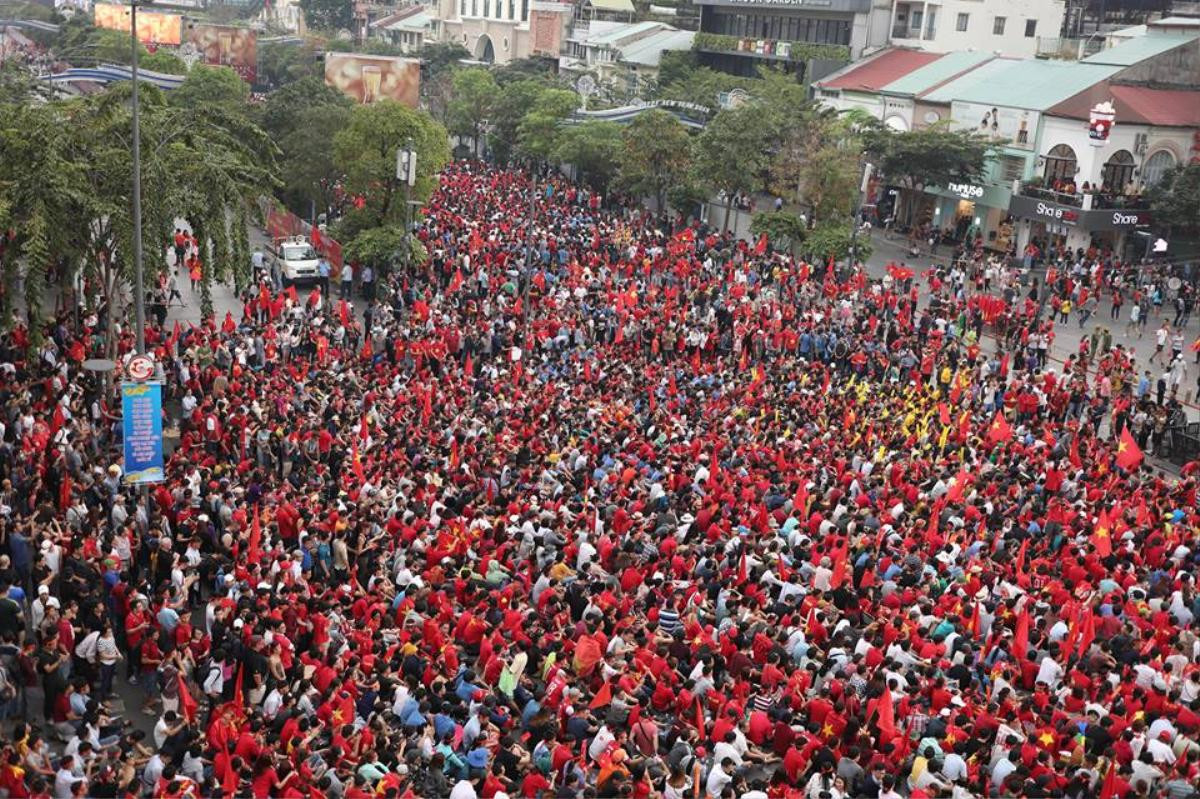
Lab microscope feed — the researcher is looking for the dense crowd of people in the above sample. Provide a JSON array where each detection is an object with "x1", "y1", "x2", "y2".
[{"x1": 0, "y1": 161, "x2": 1198, "y2": 799}]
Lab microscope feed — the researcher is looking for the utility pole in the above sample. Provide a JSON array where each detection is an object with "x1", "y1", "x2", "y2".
[
  {"x1": 847, "y1": 160, "x2": 873, "y2": 278},
  {"x1": 397, "y1": 137, "x2": 415, "y2": 271},
  {"x1": 130, "y1": 0, "x2": 145, "y2": 356}
]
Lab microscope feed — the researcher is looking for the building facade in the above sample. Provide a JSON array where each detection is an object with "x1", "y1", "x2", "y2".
[
  {"x1": 888, "y1": 0, "x2": 1067, "y2": 58},
  {"x1": 435, "y1": 0, "x2": 573, "y2": 63},
  {"x1": 691, "y1": 0, "x2": 892, "y2": 79}
]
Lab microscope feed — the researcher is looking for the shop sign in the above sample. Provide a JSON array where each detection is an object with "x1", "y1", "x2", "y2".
[
  {"x1": 1010, "y1": 194, "x2": 1150, "y2": 231},
  {"x1": 947, "y1": 182, "x2": 984, "y2": 199},
  {"x1": 1010, "y1": 195, "x2": 1079, "y2": 226}
]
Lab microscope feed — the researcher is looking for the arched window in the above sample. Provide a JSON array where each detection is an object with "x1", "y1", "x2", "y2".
[
  {"x1": 1142, "y1": 149, "x2": 1176, "y2": 187},
  {"x1": 1101, "y1": 149, "x2": 1135, "y2": 191},
  {"x1": 1042, "y1": 144, "x2": 1077, "y2": 184}
]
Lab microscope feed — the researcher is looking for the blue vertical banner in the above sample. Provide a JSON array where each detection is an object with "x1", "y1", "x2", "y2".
[{"x1": 121, "y1": 382, "x2": 164, "y2": 485}]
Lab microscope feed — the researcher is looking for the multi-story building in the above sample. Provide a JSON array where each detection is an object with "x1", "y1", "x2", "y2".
[
  {"x1": 888, "y1": 0, "x2": 1067, "y2": 58},
  {"x1": 816, "y1": 20, "x2": 1200, "y2": 259},
  {"x1": 560, "y1": 20, "x2": 695, "y2": 101},
  {"x1": 691, "y1": 0, "x2": 893, "y2": 80},
  {"x1": 434, "y1": 0, "x2": 573, "y2": 63}
]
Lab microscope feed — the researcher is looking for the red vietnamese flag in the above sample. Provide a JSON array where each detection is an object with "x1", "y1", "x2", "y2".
[
  {"x1": 1014, "y1": 538, "x2": 1029, "y2": 576},
  {"x1": 358, "y1": 415, "x2": 369, "y2": 441},
  {"x1": 450, "y1": 438, "x2": 459, "y2": 471},
  {"x1": 178, "y1": 674, "x2": 198, "y2": 723},
  {"x1": 1098, "y1": 760, "x2": 1119, "y2": 799},
  {"x1": 59, "y1": 475, "x2": 72, "y2": 512},
  {"x1": 987, "y1": 411, "x2": 1013, "y2": 444},
  {"x1": 694, "y1": 698, "x2": 706, "y2": 740},
  {"x1": 937, "y1": 402, "x2": 951, "y2": 426},
  {"x1": 737, "y1": 551, "x2": 748, "y2": 584},
  {"x1": 946, "y1": 468, "x2": 970, "y2": 503},
  {"x1": 247, "y1": 505, "x2": 263, "y2": 564},
  {"x1": 875, "y1": 686, "x2": 896, "y2": 740},
  {"x1": 1013, "y1": 605, "x2": 1030, "y2": 660},
  {"x1": 1093, "y1": 509, "x2": 1113, "y2": 557},
  {"x1": 338, "y1": 299, "x2": 350, "y2": 327},
  {"x1": 449, "y1": 268, "x2": 464, "y2": 293},
  {"x1": 1115, "y1": 426, "x2": 1143, "y2": 471},
  {"x1": 464, "y1": 352, "x2": 474, "y2": 379},
  {"x1": 352, "y1": 435, "x2": 366, "y2": 484},
  {"x1": 1068, "y1": 433, "x2": 1083, "y2": 469},
  {"x1": 1075, "y1": 607, "x2": 1096, "y2": 659},
  {"x1": 754, "y1": 233, "x2": 768, "y2": 256},
  {"x1": 967, "y1": 600, "x2": 982, "y2": 638},
  {"x1": 830, "y1": 543, "x2": 849, "y2": 589},
  {"x1": 589, "y1": 681, "x2": 613, "y2": 710}
]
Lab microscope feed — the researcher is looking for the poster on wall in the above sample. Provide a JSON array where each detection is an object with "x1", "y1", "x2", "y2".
[
  {"x1": 324, "y1": 53, "x2": 420, "y2": 107},
  {"x1": 186, "y1": 23, "x2": 257, "y2": 83},
  {"x1": 94, "y1": 3, "x2": 182, "y2": 46},
  {"x1": 954, "y1": 102, "x2": 1036, "y2": 150}
]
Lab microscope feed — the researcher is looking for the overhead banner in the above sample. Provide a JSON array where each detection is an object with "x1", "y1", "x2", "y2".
[
  {"x1": 186, "y1": 23, "x2": 257, "y2": 83},
  {"x1": 94, "y1": 3, "x2": 183, "y2": 46},
  {"x1": 324, "y1": 52, "x2": 420, "y2": 107},
  {"x1": 121, "y1": 382, "x2": 164, "y2": 485}
]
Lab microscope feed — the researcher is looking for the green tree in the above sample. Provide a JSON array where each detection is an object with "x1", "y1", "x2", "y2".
[
  {"x1": 801, "y1": 221, "x2": 873, "y2": 265},
  {"x1": 615, "y1": 109, "x2": 693, "y2": 217},
  {"x1": 1147, "y1": 164, "x2": 1200, "y2": 235},
  {"x1": 493, "y1": 56, "x2": 557, "y2": 86},
  {"x1": 332, "y1": 100, "x2": 450, "y2": 232},
  {"x1": 516, "y1": 87, "x2": 578, "y2": 164},
  {"x1": 0, "y1": 82, "x2": 276, "y2": 335},
  {"x1": 299, "y1": 0, "x2": 353, "y2": 31},
  {"x1": 418, "y1": 42, "x2": 472, "y2": 79},
  {"x1": 655, "y1": 50, "x2": 698, "y2": 94},
  {"x1": 693, "y1": 104, "x2": 774, "y2": 232},
  {"x1": 258, "y1": 40, "x2": 323, "y2": 88},
  {"x1": 342, "y1": 224, "x2": 425, "y2": 272},
  {"x1": 554, "y1": 121, "x2": 622, "y2": 190},
  {"x1": 169, "y1": 65, "x2": 249, "y2": 112},
  {"x1": 750, "y1": 211, "x2": 806, "y2": 251},
  {"x1": 140, "y1": 50, "x2": 189, "y2": 75},
  {"x1": 869, "y1": 124, "x2": 990, "y2": 225},
  {"x1": 258, "y1": 76, "x2": 352, "y2": 140},
  {"x1": 488, "y1": 79, "x2": 544, "y2": 164},
  {"x1": 448, "y1": 68, "x2": 498, "y2": 158}
]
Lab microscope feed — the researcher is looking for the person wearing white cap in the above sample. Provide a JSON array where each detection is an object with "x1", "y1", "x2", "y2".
[{"x1": 31, "y1": 584, "x2": 55, "y2": 632}]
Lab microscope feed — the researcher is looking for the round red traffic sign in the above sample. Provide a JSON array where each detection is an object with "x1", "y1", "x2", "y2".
[{"x1": 126, "y1": 355, "x2": 156, "y2": 382}]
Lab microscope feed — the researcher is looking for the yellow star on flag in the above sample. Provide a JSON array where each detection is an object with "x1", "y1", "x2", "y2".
[{"x1": 1038, "y1": 732, "x2": 1054, "y2": 747}]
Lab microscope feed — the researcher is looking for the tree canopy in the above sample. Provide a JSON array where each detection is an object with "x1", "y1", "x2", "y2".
[{"x1": 615, "y1": 109, "x2": 694, "y2": 216}]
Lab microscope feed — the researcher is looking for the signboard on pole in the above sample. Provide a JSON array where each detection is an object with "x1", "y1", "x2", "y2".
[{"x1": 122, "y1": 382, "x2": 164, "y2": 485}]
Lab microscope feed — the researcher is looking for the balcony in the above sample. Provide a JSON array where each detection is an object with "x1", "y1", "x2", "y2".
[{"x1": 1017, "y1": 181, "x2": 1150, "y2": 211}]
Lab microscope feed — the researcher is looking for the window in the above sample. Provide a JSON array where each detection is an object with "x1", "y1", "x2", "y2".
[
  {"x1": 925, "y1": 7, "x2": 936, "y2": 38},
  {"x1": 460, "y1": 0, "x2": 465, "y2": 15},
  {"x1": 993, "y1": 16, "x2": 1006, "y2": 35},
  {"x1": 999, "y1": 154, "x2": 1025, "y2": 183},
  {"x1": 483, "y1": 0, "x2": 489, "y2": 16},
  {"x1": 1142, "y1": 150, "x2": 1176, "y2": 186},
  {"x1": 1025, "y1": 19, "x2": 1037, "y2": 37},
  {"x1": 911, "y1": 9, "x2": 923, "y2": 33},
  {"x1": 956, "y1": 13, "x2": 969, "y2": 31},
  {"x1": 1043, "y1": 144, "x2": 1077, "y2": 184},
  {"x1": 1102, "y1": 150, "x2": 1136, "y2": 191},
  {"x1": 508, "y1": 0, "x2": 514, "y2": 17},
  {"x1": 521, "y1": 0, "x2": 528, "y2": 21}
]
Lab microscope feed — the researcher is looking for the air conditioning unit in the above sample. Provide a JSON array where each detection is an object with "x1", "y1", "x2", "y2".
[{"x1": 1133, "y1": 132, "x2": 1148, "y2": 154}]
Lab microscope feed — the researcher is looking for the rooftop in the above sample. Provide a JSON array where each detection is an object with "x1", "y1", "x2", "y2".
[
  {"x1": 586, "y1": 0, "x2": 636, "y2": 13},
  {"x1": 1048, "y1": 81, "x2": 1200, "y2": 128},
  {"x1": 924, "y1": 58, "x2": 1121, "y2": 111},
  {"x1": 818, "y1": 48, "x2": 942, "y2": 92},
  {"x1": 880, "y1": 50, "x2": 996, "y2": 98},
  {"x1": 1081, "y1": 30, "x2": 1199, "y2": 65}
]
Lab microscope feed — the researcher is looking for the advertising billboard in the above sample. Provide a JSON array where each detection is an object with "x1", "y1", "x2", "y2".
[
  {"x1": 186, "y1": 23, "x2": 256, "y2": 83},
  {"x1": 324, "y1": 52, "x2": 420, "y2": 107},
  {"x1": 94, "y1": 3, "x2": 183, "y2": 46},
  {"x1": 121, "y1": 382, "x2": 164, "y2": 485}
]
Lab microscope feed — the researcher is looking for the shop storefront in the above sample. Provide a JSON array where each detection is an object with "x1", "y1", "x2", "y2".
[
  {"x1": 1008, "y1": 194, "x2": 1152, "y2": 258},
  {"x1": 927, "y1": 181, "x2": 1015, "y2": 253}
]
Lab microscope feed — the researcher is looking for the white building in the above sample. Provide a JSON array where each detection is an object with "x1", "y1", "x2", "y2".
[
  {"x1": 435, "y1": 0, "x2": 574, "y2": 64},
  {"x1": 888, "y1": 0, "x2": 1067, "y2": 58},
  {"x1": 560, "y1": 20, "x2": 694, "y2": 100},
  {"x1": 370, "y1": 4, "x2": 439, "y2": 54}
]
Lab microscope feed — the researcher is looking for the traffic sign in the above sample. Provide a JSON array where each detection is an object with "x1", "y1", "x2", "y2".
[{"x1": 126, "y1": 354, "x2": 155, "y2": 382}]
